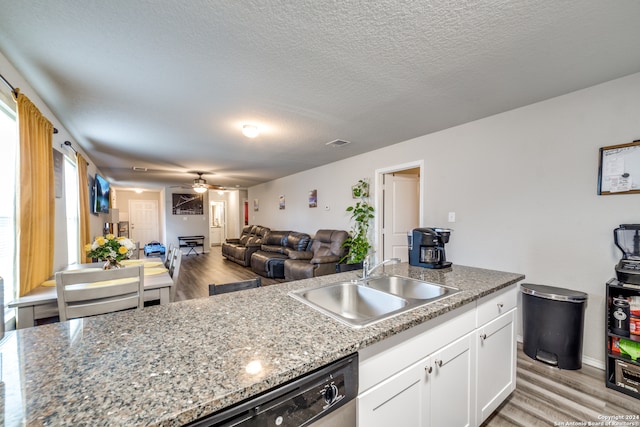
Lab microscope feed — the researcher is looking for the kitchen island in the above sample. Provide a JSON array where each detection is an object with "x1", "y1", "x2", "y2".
[{"x1": 0, "y1": 263, "x2": 523, "y2": 426}]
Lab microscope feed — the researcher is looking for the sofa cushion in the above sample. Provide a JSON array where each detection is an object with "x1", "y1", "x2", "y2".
[
  {"x1": 286, "y1": 232, "x2": 311, "y2": 252},
  {"x1": 287, "y1": 250, "x2": 313, "y2": 260},
  {"x1": 261, "y1": 230, "x2": 290, "y2": 253}
]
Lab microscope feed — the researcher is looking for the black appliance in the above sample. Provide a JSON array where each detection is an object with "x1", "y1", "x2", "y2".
[
  {"x1": 408, "y1": 227, "x2": 452, "y2": 269},
  {"x1": 614, "y1": 224, "x2": 640, "y2": 285},
  {"x1": 186, "y1": 353, "x2": 358, "y2": 426}
]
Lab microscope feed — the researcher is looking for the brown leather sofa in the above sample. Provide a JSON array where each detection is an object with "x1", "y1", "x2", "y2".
[
  {"x1": 284, "y1": 229, "x2": 349, "y2": 281},
  {"x1": 250, "y1": 231, "x2": 311, "y2": 278},
  {"x1": 221, "y1": 225, "x2": 270, "y2": 267}
]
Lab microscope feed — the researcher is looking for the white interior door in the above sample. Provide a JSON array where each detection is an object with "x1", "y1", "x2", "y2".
[
  {"x1": 129, "y1": 199, "x2": 159, "y2": 248},
  {"x1": 383, "y1": 173, "x2": 419, "y2": 261},
  {"x1": 210, "y1": 201, "x2": 226, "y2": 246}
]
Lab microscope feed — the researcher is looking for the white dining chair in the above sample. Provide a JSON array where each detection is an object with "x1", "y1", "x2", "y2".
[
  {"x1": 168, "y1": 249, "x2": 182, "y2": 302},
  {"x1": 163, "y1": 246, "x2": 176, "y2": 269},
  {"x1": 55, "y1": 265, "x2": 145, "y2": 321}
]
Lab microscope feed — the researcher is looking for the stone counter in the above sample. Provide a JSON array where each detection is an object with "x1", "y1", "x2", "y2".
[{"x1": 0, "y1": 263, "x2": 524, "y2": 426}]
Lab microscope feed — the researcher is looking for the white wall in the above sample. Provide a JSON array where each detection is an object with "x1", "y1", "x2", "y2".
[
  {"x1": 249, "y1": 72, "x2": 640, "y2": 366},
  {"x1": 164, "y1": 188, "x2": 210, "y2": 253}
]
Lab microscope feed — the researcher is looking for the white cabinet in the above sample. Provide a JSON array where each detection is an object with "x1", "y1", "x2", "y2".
[
  {"x1": 476, "y1": 309, "x2": 516, "y2": 423},
  {"x1": 358, "y1": 361, "x2": 423, "y2": 427},
  {"x1": 358, "y1": 333, "x2": 475, "y2": 427},
  {"x1": 357, "y1": 283, "x2": 518, "y2": 427},
  {"x1": 426, "y1": 333, "x2": 476, "y2": 427}
]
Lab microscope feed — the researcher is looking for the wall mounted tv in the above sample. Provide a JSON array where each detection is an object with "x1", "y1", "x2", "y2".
[{"x1": 93, "y1": 174, "x2": 110, "y2": 214}]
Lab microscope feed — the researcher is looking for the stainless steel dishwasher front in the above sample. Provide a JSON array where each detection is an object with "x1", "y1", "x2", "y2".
[{"x1": 185, "y1": 353, "x2": 358, "y2": 427}]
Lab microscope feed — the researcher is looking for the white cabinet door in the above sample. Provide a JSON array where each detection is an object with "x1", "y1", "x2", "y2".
[
  {"x1": 358, "y1": 361, "x2": 424, "y2": 427},
  {"x1": 476, "y1": 309, "x2": 516, "y2": 424},
  {"x1": 425, "y1": 333, "x2": 476, "y2": 427}
]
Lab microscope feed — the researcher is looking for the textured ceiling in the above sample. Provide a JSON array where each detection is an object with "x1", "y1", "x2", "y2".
[{"x1": 1, "y1": 0, "x2": 639, "y2": 190}]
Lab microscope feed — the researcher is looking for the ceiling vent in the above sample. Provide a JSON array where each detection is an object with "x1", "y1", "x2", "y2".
[
  {"x1": 132, "y1": 166, "x2": 148, "y2": 172},
  {"x1": 326, "y1": 139, "x2": 351, "y2": 147}
]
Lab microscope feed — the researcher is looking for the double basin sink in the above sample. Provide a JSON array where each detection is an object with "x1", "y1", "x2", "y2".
[{"x1": 289, "y1": 276, "x2": 460, "y2": 328}]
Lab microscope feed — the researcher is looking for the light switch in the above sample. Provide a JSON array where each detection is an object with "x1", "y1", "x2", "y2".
[{"x1": 448, "y1": 212, "x2": 456, "y2": 222}]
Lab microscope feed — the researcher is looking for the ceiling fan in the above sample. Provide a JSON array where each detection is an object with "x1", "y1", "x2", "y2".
[{"x1": 191, "y1": 172, "x2": 224, "y2": 193}]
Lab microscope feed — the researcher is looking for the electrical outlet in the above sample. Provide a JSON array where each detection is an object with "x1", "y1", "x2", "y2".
[{"x1": 448, "y1": 212, "x2": 456, "y2": 222}]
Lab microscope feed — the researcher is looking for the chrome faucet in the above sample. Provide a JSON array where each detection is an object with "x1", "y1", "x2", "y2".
[{"x1": 362, "y1": 257, "x2": 401, "y2": 280}]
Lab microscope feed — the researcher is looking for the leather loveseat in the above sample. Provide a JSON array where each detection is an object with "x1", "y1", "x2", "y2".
[
  {"x1": 250, "y1": 231, "x2": 311, "y2": 278},
  {"x1": 221, "y1": 225, "x2": 270, "y2": 267},
  {"x1": 284, "y1": 229, "x2": 349, "y2": 281}
]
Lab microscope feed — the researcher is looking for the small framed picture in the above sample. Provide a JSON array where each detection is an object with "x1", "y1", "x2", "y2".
[
  {"x1": 279, "y1": 195, "x2": 285, "y2": 210},
  {"x1": 253, "y1": 199, "x2": 259, "y2": 211},
  {"x1": 309, "y1": 189, "x2": 317, "y2": 208}
]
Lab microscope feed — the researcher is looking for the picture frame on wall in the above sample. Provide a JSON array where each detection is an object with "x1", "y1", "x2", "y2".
[
  {"x1": 253, "y1": 199, "x2": 259, "y2": 212},
  {"x1": 598, "y1": 140, "x2": 640, "y2": 195},
  {"x1": 88, "y1": 174, "x2": 97, "y2": 216},
  {"x1": 172, "y1": 193, "x2": 204, "y2": 215},
  {"x1": 279, "y1": 195, "x2": 285, "y2": 210},
  {"x1": 309, "y1": 189, "x2": 317, "y2": 208}
]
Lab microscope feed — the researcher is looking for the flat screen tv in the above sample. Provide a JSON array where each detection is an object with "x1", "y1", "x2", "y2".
[{"x1": 93, "y1": 174, "x2": 110, "y2": 214}]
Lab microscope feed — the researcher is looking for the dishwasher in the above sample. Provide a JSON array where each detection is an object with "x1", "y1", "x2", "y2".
[{"x1": 186, "y1": 353, "x2": 358, "y2": 427}]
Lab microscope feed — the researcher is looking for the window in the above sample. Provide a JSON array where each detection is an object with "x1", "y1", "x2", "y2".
[
  {"x1": 64, "y1": 156, "x2": 79, "y2": 264},
  {"x1": 0, "y1": 89, "x2": 18, "y2": 315}
]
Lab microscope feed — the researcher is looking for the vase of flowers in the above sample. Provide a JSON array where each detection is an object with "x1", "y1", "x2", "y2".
[{"x1": 85, "y1": 234, "x2": 136, "y2": 269}]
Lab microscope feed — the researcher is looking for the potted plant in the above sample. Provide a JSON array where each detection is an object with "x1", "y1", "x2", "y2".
[{"x1": 340, "y1": 179, "x2": 374, "y2": 269}]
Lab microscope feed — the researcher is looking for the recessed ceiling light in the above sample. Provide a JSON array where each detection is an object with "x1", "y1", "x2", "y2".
[
  {"x1": 242, "y1": 124, "x2": 259, "y2": 138},
  {"x1": 134, "y1": 189, "x2": 143, "y2": 194},
  {"x1": 326, "y1": 139, "x2": 351, "y2": 147}
]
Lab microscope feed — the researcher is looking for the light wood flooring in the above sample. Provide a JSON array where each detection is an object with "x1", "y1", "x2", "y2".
[
  {"x1": 177, "y1": 248, "x2": 640, "y2": 425},
  {"x1": 482, "y1": 347, "x2": 640, "y2": 426}
]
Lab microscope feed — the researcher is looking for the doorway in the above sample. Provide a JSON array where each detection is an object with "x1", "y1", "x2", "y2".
[
  {"x1": 129, "y1": 199, "x2": 160, "y2": 249},
  {"x1": 210, "y1": 200, "x2": 226, "y2": 246},
  {"x1": 376, "y1": 161, "x2": 423, "y2": 262}
]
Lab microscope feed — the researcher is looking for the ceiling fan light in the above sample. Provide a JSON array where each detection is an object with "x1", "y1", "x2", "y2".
[
  {"x1": 242, "y1": 124, "x2": 259, "y2": 138},
  {"x1": 193, "y1": 185, "x2": 208, "y2": 193}
]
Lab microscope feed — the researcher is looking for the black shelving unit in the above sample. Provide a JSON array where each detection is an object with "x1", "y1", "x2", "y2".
[{"x1": 605, "y1": 278, "x2": 640, "y2": 399}]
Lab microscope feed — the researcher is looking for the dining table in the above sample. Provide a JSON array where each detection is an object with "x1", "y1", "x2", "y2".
[{"x1": 7, "y1": 259, "x2": 174, "y2": 329}]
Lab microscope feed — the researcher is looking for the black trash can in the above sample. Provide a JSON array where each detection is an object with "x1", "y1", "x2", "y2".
[{"x1": 521, "y1": 283, "x2": 588, "y2": 370}]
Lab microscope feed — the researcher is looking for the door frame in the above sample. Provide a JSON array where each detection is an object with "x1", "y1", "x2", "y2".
[{"x1": 374, "y1": 160, "x2": 424, "y2": 263}]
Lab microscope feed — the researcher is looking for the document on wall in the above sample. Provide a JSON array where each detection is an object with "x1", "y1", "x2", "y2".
[
  {"x1": 608, "y1": 175, "x2": 632, "y2": 193},
  {"x1": 603, "y1": 155, "x2": 625, "y2": 177},
  {"x1": 599, "y1": 142, "x2": 640, "y2": 194}
]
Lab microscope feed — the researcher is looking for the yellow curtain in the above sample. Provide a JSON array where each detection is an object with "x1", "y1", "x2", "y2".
[
  {"x1": 15, "y1": 91, "x2": 54, "y2": 296},
  {"x1": 77, "y1": 153, "x2": 92, "y2": 263}
]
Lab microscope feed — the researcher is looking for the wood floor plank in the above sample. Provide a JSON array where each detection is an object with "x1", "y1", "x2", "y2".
[
  {"x1": 483, "y1": 347, "x2": 640, "y2": 426},
  {"x1": 174, "y1": 246, "x2": 283, "y2": 301}
]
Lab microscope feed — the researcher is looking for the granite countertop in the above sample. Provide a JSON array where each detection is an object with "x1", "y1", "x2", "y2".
[{"x1": 0, "y1": 263, "x2": 524, "y2": 426}]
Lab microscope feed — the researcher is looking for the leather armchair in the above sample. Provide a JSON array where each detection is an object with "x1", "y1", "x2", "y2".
[
  {"x1": 284, "y1": 229, "x2": 349, "y2": 281},
  {"x1": 250, "y1": 231, "x2": 311, "y2": 278},
  {"x1": 221, "y1": 225, "x2": 270, "y2": 266}
]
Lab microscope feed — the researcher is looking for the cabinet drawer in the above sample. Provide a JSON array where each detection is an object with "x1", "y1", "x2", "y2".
[{"x1": 476, "y1": 285, "x2": 517, "y2": 327}]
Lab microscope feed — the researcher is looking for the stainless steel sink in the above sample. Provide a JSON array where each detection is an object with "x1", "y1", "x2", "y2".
[
  {"x1": 289, "y1": 282, "x2": 409, "y2": 328},
  {"x1": 365, "y1": 276, "x2": 456, "y2": 301},
  {"x1": 289, "y1": 276, "x2": 459, "y2": 328}
]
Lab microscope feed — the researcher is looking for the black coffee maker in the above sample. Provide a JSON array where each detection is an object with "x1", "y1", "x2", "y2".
[{"x1": 408, "y1": 228, "x2": 452, "y2": 269}]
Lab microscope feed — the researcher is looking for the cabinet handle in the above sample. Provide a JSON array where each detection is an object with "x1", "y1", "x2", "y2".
[
  {"x1": 435, "y1": 359, "x2": 443, "y2": 367},
  {"x1": 480, "y1": 333, "x2": 487, "y2": 341},
  {"x1": 425, "y1": 365, "x2": 432, "y2": 373},
  {"x1": 497, "y1": 302, "x2": 504, "y2": 309}
]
